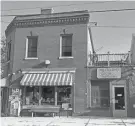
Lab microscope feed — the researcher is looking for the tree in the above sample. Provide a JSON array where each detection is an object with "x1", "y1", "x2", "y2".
[{"x1": 1, "y1": 36, "x2": 7, "y2": 78}]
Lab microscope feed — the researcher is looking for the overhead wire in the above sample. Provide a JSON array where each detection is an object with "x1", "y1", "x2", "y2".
[
  {"x1": 1, "y1": 1, "x2": 115, "y2": 12},
  {"x1": 1, "y1": 8, "x2": 135, "y2": 17},
  {"x1": 91, "y1": 25, "x2": 135, "y2": 28}
]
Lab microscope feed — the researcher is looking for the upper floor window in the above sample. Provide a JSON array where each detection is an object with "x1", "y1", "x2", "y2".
[
  {"x1": 7, "y1": 42, "x2": 11, "y2": 61},
  {"x1": 25, "y1": 36, "x2": 38, "y2": 59},
  {"x1": 60, "y1": 34, "x2": 73, "y2": 58}
]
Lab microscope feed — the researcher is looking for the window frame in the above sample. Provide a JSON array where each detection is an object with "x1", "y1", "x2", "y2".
[
  {"x1": 7, "y1": 42, "x2": 11, "y2": 61},
  {"x1": 59, "y1": 34, "x2": 73, "y2": 59},
  {"x1": 25, "y1": 36, "x2": 38, "y2": 59}
]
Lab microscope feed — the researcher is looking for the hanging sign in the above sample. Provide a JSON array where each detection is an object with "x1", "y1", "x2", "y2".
[{"x1": 97, "y1": 68, "x2": 121, "y2": 79}]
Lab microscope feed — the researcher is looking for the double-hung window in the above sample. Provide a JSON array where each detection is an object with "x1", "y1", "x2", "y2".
[
  {"x1": 60, "y1": 34, "x2": 73, "y2": 58},
  {"x1": 26, "y1": 36, "x2": 38, "y2": 59}
]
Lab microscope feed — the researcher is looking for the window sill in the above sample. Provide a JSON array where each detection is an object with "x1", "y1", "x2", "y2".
[
  {"x1": 24, "y1": 57, "x2": 39, "y2": 60},
  {"x1": 58, "y1": 57, "x2": 74, "y2": 59}
]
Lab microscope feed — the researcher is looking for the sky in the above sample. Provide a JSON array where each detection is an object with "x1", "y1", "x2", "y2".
[{"x1": 1, "y1": 1, "x2": 135, "y2": 53}]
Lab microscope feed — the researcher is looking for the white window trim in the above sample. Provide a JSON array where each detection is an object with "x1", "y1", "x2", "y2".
[
  {"x1": 25, "y1": 37, "x2": 38, "y2": 60},
  {"x1": 59, "y1": 35, "x2": 73, "y2": 59}
]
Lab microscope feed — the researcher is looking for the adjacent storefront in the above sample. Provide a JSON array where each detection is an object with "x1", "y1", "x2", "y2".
[
  {"x1": 88, "y1": 67, "x2": 129, "y2": 117},
  {"x1": 89, "y1": 66, "x2": 135, "y2": 117}
]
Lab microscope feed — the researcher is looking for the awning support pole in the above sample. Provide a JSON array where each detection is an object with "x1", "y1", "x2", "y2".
[
  {"x1": 39, "y1": 87, "x2": 42, "y2": 105},
  {"x1": 55, "y1": 87, "x2": 57, "y2": 106}
]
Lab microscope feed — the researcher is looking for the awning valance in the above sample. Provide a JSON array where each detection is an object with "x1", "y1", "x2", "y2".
[{"x1": 20, "y1": 71, "x2": 74, "y2": 86}]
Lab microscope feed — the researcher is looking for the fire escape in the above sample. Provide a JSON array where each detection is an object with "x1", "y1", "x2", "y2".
[{"x1": 88, "y1": 24, "x2": 130, "y2": 67}]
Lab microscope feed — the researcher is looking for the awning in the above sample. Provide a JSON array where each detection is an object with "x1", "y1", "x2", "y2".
[
  {"x1": 10, "y1": 76, "x2": 23, "y2": 88},
  {"x1": 20, "y1": 71, "x2": 74, "y2": 86}
]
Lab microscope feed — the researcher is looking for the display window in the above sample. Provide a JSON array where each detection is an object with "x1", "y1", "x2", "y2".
[
  {"x1": 91, "y1": 82, "x2": 110, "y2": 109},
  {"x1": 25, "y1": 87, "x2": 39, "y2": 105},
  {"x1": 24, "y1": 86, "x2": 72, "y2": 107},
  {"x1": 41, "y1": 87, "x2": 55, "y2": 105},
  {"x1": 57, "y1": 86, "x2": 72, "y2": 107}
]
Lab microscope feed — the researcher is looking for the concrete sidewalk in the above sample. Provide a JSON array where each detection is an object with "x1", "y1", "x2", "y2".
[{"x1": 1, "y1": 117, "x2": 135, "y2": 126}]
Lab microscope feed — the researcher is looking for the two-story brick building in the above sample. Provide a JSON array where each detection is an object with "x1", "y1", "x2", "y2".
[{"x1": 5, "y1": 9, "x2": 91, "y2": 116}]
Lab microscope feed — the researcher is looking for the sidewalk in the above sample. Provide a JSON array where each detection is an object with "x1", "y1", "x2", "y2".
[{"x1": 1, "y1": 116, "x2": 135, "y2": 126}]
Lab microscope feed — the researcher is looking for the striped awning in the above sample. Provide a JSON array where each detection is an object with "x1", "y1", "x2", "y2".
[{"x1": 20, "y1": 72, "x2": 74, "y2": 86}]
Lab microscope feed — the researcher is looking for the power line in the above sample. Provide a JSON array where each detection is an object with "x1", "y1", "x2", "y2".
[
  {"x1": 0, "y1": 1, "x2": 113, "y2": 12},
  {"x1": 1, "y1": 8, "x2": 135, "y2": 17},
  {"x1": 89, "y1": 8, "x2": 135, "y2": 13},
  {"x1": 91, "y1": 25, "x2": 135, "y2": 28}
]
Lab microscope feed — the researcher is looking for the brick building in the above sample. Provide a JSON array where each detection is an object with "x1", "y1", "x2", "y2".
[{"x1": 5, "y1": 9, "x2": 91, "y2": 116}]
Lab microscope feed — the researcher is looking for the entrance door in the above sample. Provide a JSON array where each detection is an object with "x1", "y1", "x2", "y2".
[{"x1": 112, "y1": 85, "x2": 127, "y2": 117}]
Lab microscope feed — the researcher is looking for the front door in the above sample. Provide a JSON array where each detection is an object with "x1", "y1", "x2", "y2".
[{"x1": 112, "y1": 85, "x2": 127, "y2": 117}]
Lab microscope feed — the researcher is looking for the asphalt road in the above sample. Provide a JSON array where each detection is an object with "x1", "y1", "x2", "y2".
[{"x1": 1, "y1": 117, "x2": 135, "y2": 126}]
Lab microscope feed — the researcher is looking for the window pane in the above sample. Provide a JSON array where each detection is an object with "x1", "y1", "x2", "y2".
[
  {"x1": 62, "y1": 36, "x2": 72, "y2": 46},
  {"x1": 28, "y1": 51, "x2": 37, "y2": 57},
  {"x1": 91, "y1": 84, "x2": 110, "y2": 108},
  {"x1": 27, "y1": 37, "x2": 37, "y2": 57},
  {"x1": 7, "y1": 43, "x2": 11, "y2": 60},
  {"x1": 115, "y1": 87, "x2": 125, "y2": 110},
  {"x1": 62, "y1": 52, "x2": 72, "y2": 56},
  {"x1": 32, "y1": 38, "x2": 37, "y2": 47},
  {"x1": 62, "y1": 46, "x2": 72, "y2": 53},
  {"x1": 26, "y1": 87, "x2": 39, "y2": 105}
]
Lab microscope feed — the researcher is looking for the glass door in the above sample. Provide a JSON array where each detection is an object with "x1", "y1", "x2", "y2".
[{"x1": 112, "y1": 85, "x2": 127, "y2": 117}]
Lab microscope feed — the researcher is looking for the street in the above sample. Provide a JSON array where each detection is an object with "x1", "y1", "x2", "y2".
[{"x1": 1, "y1": 117, "x2": 135, "y2": 126}]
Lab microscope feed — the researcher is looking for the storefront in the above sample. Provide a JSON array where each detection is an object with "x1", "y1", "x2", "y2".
[
  {"x1": 89, "y1": 66, "x2": 135, "y2": 117},
  {"x1": 20, "y1": 69, "x2": 75, "y2": 114},
  {"x1": 88, "y1": 67, "x2": 126, "y2": 117}
]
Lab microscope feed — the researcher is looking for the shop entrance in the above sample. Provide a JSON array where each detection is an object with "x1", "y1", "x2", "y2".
[{"x1": 112, "y1": 85, "x2": 127, "y2": 117}]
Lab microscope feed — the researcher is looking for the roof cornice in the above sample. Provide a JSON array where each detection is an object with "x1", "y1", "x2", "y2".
[{"x1": 5, "y1": 12, "x2": 90, "y2": 36}]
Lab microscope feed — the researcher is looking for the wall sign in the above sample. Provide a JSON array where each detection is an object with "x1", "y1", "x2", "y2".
[{"x1": 97, "y1": 68, "x2": 121, "y2": 79}]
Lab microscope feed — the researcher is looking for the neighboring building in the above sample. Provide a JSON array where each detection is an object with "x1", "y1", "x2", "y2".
[
  {"x1": 5, "y1": 9, "x2": 91, "y2": 116},
  {"x1": 87, "y1": 52, "x2": 135, "y2": 117}
]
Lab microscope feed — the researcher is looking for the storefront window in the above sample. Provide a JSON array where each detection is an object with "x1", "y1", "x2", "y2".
[
  {"x1": 24, "y1": 86, "x2": 72, "y2": 107},
  {"x1": 57, "y1": 86, "x2": 72, "y2": 107},
  {"x1": 41, "y1": 87, "x2": 55, "y2": 105},
  {"x1": 91, "y1": 82, "x2": 110, "y2": 108},
  {"x1": 25, "y1": 87, "x2": 39, "y2": 105}
]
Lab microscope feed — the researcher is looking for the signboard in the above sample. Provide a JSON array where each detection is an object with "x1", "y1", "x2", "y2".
[
  {"x1": 62, "y1": 103, "x2": 69, "y2": 110},
  {"x1": 12, "y1": 89, "x2": 20, "y2": 95},
  {"x1": 97, "y1": 68, "x2": 121, "y2": 79},
  {"x1": 0, "y1": 78, "x2": 7, "y2": 87},
  {"x1": 9, "y1": 88, "x2": 21, "y2": 116}
]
